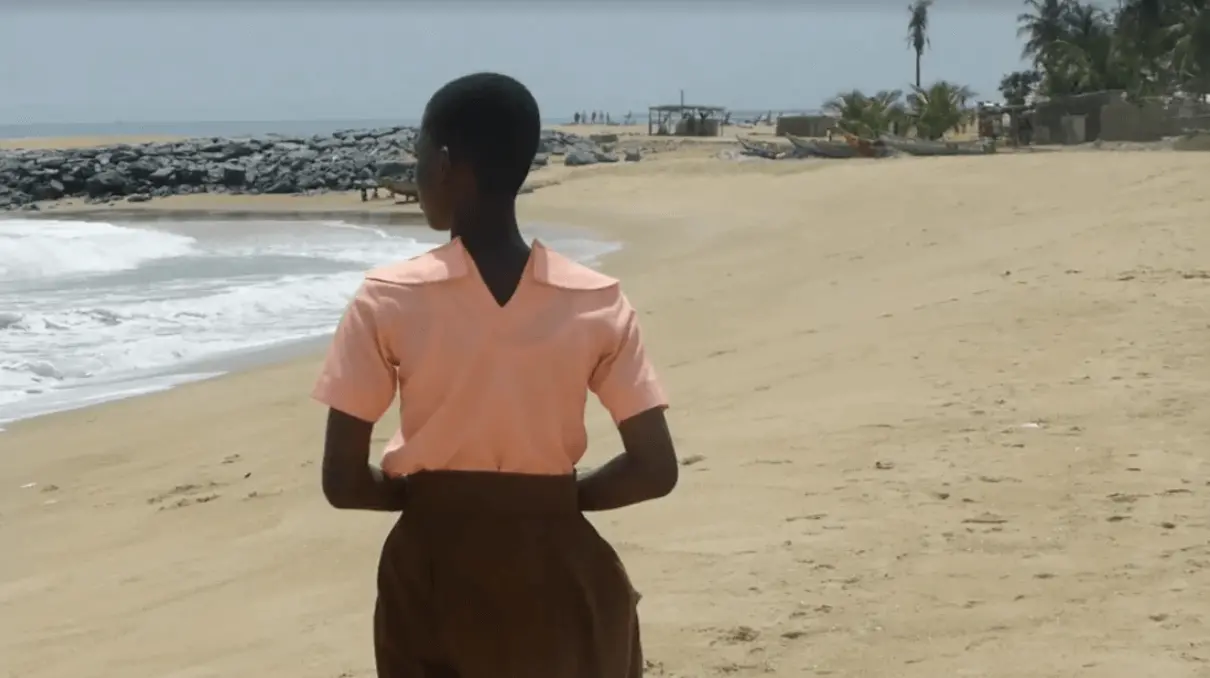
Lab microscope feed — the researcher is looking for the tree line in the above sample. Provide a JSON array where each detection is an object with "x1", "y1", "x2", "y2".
[
  {"x1": 822, "y1": 0, "x2": 1210, "y2": 140},
  {"x1": 1007, "y1": 0, "x2": 1209, "y2": 105}
]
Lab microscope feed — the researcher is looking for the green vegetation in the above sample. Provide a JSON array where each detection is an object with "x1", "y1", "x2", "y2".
[
  {"x1": 819, "y1": 0, "x2": 1210, "y2": 140},
  {"x1": 824, "y1": 1, "x2": 972, "y2": 140},
  {"x1": 1014, "y1": 0, "x2": 1210, "y2": 101},
  {"x1": 822, "y1": 90, "x2": 907, "y2": 138},
  {"x1": 907, "y1": 81, "x2": 976, "y2": 140},
  {"x1": 906, "y1": 0, "x2": 934, "y2": 89}
]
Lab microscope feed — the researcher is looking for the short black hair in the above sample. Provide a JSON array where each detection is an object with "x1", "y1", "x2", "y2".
[{"x1": 421, "y1": 72, "x2": 541, "y2": 196}]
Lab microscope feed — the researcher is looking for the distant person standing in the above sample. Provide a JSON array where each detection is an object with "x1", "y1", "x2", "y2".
[{"x1": 574, "y1": 112, "x2": 581, "y2": 125}]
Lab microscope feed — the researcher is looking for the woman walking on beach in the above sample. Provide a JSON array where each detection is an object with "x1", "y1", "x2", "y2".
[{"x1": 312, "y1": 72, "x2": 679, "y2": 678}]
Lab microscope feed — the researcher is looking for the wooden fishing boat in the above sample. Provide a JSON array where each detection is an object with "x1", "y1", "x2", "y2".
[
  {"x1": 736, "y1": 136, "x2": 785, "y2": 160},
  {"x1": 378, "y1": 177, "x2": 418, "y2": 202},
  {"x1": 879, "y1": 134, "x2": 993, "y2": 156},
  {"x1": 375, "y1": 159, "x2": 419, "y2": 202},
  {"x1": 840, "y1": 132, "x2": 895, "y2": 158},
  {"x1": 784, "y1": 134, "x2": 863, "y2": 159}
]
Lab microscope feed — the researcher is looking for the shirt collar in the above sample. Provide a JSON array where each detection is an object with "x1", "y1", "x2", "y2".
[{"x1": 366, "y1": 236, "x2": 617, "y2": 291}]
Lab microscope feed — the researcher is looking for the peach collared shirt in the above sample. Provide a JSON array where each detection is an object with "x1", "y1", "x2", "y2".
[{"x1": 311, "y1": 237, "x2": 668, "y2": 476}]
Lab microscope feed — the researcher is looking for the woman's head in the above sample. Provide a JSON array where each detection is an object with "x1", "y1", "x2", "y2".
[{"x1": 415, "y1": 72, "x2": 541, "y2": 232}]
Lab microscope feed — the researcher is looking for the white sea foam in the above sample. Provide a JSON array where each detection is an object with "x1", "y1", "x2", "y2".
[
  {"x1": 0, "y1": 270, "x2": 364, "y2": 394},
  {"x1": 0, "y1": 218, "x2": 199, "y2": 281},
  {"x1": 0, "y1": 217, "x2": 619, "y2": 427},
  {"x1": 0, "y1": 218, "x2": 431, "y2": 424}
]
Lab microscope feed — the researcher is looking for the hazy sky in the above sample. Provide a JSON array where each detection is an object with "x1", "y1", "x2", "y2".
[{"x1": 0, "y1": 2, "x2": 1067, "y2": 125}]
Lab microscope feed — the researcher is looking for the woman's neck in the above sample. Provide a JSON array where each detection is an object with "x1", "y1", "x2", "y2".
[{"x1": 452, "y1": 197, "x2": 526, "y2": 253}]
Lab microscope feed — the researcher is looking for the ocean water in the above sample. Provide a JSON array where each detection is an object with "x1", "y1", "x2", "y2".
[
  {"x1": 0, "y1": 112, "x2": 809, "y2": 141},
  {"x1": 0, "y1": 118, "x2": 574, "y2": 140},
  {"x1": 0, "y1": 217, "x2": 619, "y2": 427}
]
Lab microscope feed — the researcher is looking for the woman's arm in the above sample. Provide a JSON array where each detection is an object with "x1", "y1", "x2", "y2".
[
  {"x1": 311, "y1": 280, "x2": 406, "y2": 511},
  {"x1": 321, "y1": 408, "x2": 410, "y2": 511},
  {"x1": 577, "y1": 406, "x2": 678, "y2": 511},
  {"x1": 581, "y1": 287, "x2": 677, "y2": 511}
]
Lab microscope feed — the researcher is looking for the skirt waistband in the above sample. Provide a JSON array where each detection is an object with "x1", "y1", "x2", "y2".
[{"x1": 405, "y1": 470, "x2": 579, "y2": 516}]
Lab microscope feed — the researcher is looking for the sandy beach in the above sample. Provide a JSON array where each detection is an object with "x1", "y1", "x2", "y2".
[{"x1": 5, "y1": 146, "x2": 1210, "y2": 677}]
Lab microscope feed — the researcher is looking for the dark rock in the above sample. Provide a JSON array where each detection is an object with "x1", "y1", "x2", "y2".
[
  {"x1": 286, "y1": 148, "x2": 320, "y2": 165},
  {"x1": 149, "y1": 167, "x2": 176, "y2": 185},
  {"x1": 539, "y1": 129, "x2": 590, "y2": 156},
  {"x1": 624, "y1": 149, "x2": 642, "y2": 162},
  {"x1": 31, "y1": 179, "x2": 65, "y2": 201},
  {"x1": 0, "y1": 125, "x2": 604, "y2": 209},
  {"x1": 35, "y1": 155, "x2": 66, "y2": 170},
  {"x1": 221, "y1": 164, "x2": 247, "y2": 187},
  {"x1": 266, "y1": 179, "x2": 296, "y2": 194},
  {"x1": 85, "y1": 170, "x2": 130, "y2": 197},
  {"x1": 297, "y1": 174, "x2": 324, "y2": 191},
  {"x1": 176, "y1": 167, "x2": 206, "y2": 185},
  {"x1": 222, "y1": 142, "x2": 255, "y2": 160},
  {"x1": 59, "y1": 174, "x2": 84, "y2": 193},
  {"x1": 126, "y1": 160, "x2": 158, "y2": 180},
  {"x1": 564, "y1": 148, "x2": 599, "y2": 167}
]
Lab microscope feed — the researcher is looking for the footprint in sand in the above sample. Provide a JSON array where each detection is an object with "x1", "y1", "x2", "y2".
[{"x1": 147, "y1": 481, "x2": 225, "y2": 510}]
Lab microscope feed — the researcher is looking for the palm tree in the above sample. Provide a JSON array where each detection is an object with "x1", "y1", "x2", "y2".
[
  {"x1": 1115, "y1": 0, "x2": 1169, "y2": 78},
  {"x1": 1165, "y1": 0, "x2": 1210, "y2": 95},
  {"x1": 907, "y1": 81, "x2": 976, "y2": 140},
  {"x1": 1017, "y1": 0, "x2": 1137, "y2": 96},
  {"x1": 999, "y1": 69, "x2": 1042, "y2": 105},
  {"x1": 1048, "y1": 2, "x2": 1135, "y2": 94},
  {"x1": 1018, "y1": 0, "x2": 1072, "y2": 78},
  {"x1": 1005, "y1": 0, "x2": 1210, "y2": 102},
  {"x1": 906, "y1": 0, "x2": 934, "y2": 88},
  {"x1": 822, "y1": 90, "x2": 907, "y2": 138}
]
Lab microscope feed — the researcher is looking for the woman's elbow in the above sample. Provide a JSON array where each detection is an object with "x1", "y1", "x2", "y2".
[
  {"x1": 322, "y1": 472, "x2": 357, "y2": 509},
  {"x1": 650, "y1": 455, "x2": 679, "y2": 498}
]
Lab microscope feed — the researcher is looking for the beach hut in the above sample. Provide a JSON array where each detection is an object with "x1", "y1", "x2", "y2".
[{"x1": 647, "y1": 104, "x2": 727, "y2": 137}]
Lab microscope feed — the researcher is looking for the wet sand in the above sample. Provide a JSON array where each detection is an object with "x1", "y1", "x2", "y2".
[{"x1": 4, "y1": 146, "x2": 1210, "y2": 677}]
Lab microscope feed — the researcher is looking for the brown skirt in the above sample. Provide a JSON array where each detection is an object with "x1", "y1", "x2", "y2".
[{"x1": 374, "y1": 471, "x2": 643, "y2": 678}]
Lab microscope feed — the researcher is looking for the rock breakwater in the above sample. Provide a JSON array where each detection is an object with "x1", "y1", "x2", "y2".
[{"x1": 0, "y1": 127, "x2": 624, "y2": 210}]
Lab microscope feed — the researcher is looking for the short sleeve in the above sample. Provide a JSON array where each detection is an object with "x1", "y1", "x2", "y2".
[
  {"x1": 589, "y1": 291, "x2": 668, "y2": 424},
  {"x1": 311, "y1": 280, "x2": 399, "y2": 423}
]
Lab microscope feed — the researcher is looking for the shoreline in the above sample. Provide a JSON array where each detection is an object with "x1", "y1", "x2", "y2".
[
  {"x1": 0, "y1": 334, "x2": 332, "y2": 430},
  {"x1": 12, "y1": 205, "x2": 431, "y2": 227},
  {"x1": 0, "y1": 206, "x2": 620, "y2": 429}
]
